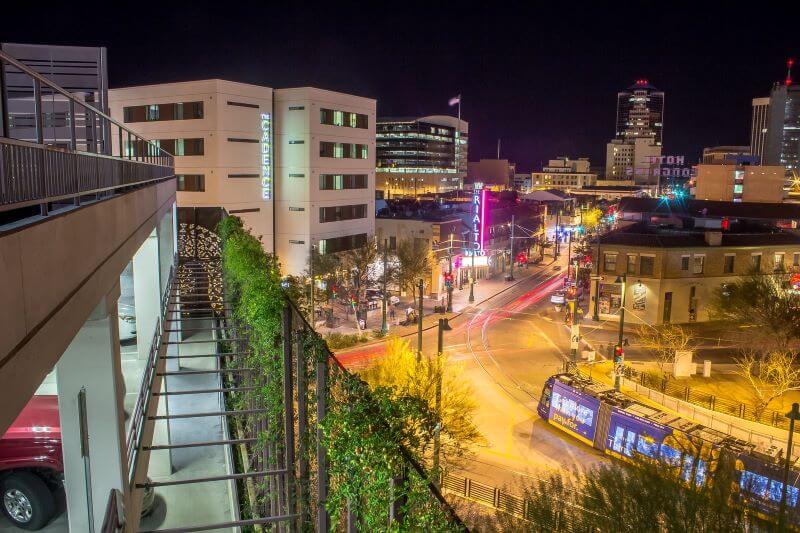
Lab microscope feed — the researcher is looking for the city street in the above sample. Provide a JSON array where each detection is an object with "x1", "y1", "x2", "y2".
[{"x1": 336, "y1": 256, "x2": 609, "y2": 491}]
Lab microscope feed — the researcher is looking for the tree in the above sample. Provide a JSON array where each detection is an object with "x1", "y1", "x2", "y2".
[
  {"x1": 496, "y1": 457, "x2": 749, "y2": 532},
  {"x1": 637, "y1": 324, "x2": 694, "y2": 378},
  {"x1": 734, "y1": 349, "x2": 800, "y2": 419},
  {"x1": 341, "y1": 239, "x2": 379, "y2": 311},
  {"x1": 305, "y1": 245, "x2": 341, "y2": 306},
  {"x1": 361, "y1": 337, "x2": 483, "y2": 470},
  {"x1": 395, "y1": 238, "x2": 432, "y2": 301},
  {"x1": 708, "y1": 270, "x2": 800, "y2": 351}
]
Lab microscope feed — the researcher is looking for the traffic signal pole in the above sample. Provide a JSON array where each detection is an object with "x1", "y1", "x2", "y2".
[
  {"x1": 614, "y1": 273, "x2": 627, "y2": 390},
  {"x1": 509, "y1": 214, "x2": 515, "y2": 281}
]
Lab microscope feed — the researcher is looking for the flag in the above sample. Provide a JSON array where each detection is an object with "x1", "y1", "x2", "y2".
[{"x1": 448, "y1": 95, "x2": 461, "y2": 106}]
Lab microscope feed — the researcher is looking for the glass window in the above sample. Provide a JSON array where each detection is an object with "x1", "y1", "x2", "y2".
[
  {"x1": 176, "y1": 174, "x2": 205, "y2": 192},
  {"x1": 624, "y1": 430, "x2": 636, "y2": 457},
  {"x1": 612, "y1": 426, "x2": 624, "y2": 453},
  {"x1": 640, "y1": 256, "x2": 654, "y2": 276},
  {"x1": 636, "y1": 435, "x2": 658, "y2": 458},
  {"x1": 752, "y1": 254, "x2": 762, "y2": 271},
  {"x1": 627, "y1": 255, "x2": 637, "y2": 274},
  {"x1": 769, "y1": 480, "x2": 800, "y2": 507},
  {"x1": 604, "y1": 253, "x2": 617, "y2": 273},
  {"x1": 775, "y1": 253, "x2": 785, "y2": 271},
  {"x1": 740, "y1": 470, "x2": 769, "y2": 497},
  {"x1": 681, "y1": 456, "x2": 694, "y2": 482},
  {"x1": 333, "y1": 110, "x2": 344, "y2": 126},
  {"x1": 680, "y1": 256, "x2": 689, "y2": 271},
  {"x1": 724, "y1": 255, "x2": 735, "y2": 274},
  {"x1": 660, "y1": 444, "x2": 681, "y2": 466},
  {"x1": 692, "y1": 255, "x2": 705, "y2": 274},
  {"x1": 694, "y1": 459, "x2": 707, "y2": 486},
  {"x1": 794, "y1": 252, "x2": 800, "y2": 267}
]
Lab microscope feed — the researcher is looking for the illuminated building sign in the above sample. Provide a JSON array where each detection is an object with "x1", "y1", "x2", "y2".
[
  {"x1": 548, "y1": 381, "x2": 599, "y2": 443},
  {"x1": 465, "y1": 186, "x2": 487, "y2": 256},
  {"x1": 260, "y1": 112, "x2": 272, "y2": 200}
]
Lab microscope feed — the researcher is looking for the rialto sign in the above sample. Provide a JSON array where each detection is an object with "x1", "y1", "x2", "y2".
[{"x1": 465, "y1": 186, "x2": 487, "y2": 256}]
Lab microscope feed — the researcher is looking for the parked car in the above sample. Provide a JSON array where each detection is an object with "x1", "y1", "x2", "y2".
[
  {"x1": 1, "y1": 396, "x2": 155, "y2": 530},
  {"x1": 118, "y1": 303, "x2": 137, "y2": 342}
]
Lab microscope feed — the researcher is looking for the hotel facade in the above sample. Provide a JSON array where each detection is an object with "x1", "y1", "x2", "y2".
[{"x1": 109, "y1": 80, "x2": 376, "y2": 275}]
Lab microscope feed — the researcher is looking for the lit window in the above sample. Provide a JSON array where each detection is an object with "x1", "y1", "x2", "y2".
[{"x1": 693, "y1": 255, "x2": 705, "y2": 274}]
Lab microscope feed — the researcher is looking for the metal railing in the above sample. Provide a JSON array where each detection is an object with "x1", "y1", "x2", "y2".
[
  {"x1": 629, "y1": 368, "x2": 800, "y2": 432},
  {"x1": 0, "y1": 48, "x2": 173, "y2": 214}
]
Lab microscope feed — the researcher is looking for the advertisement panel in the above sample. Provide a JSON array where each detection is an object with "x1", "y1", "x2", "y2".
[{"x1": 548, "y1": 381, "x2": 600, "y2": 444}]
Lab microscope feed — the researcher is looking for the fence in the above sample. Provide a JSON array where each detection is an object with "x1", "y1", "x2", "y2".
[{"x1": 629, "y1": 368, "x2": 798, "y2": 433}]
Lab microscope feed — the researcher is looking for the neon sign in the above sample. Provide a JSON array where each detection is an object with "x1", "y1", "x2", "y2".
[
  {"x1": 466, "y1": 186, "x2": 487, "y2": 256},
  {"x1": 260, "y1": 112, "x2": 272, "y2": 200}
]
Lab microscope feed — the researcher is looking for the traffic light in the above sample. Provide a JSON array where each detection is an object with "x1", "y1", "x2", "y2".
[
  {"x1": 614, "y1": 345, "x2": 624, "y2": 363},
  {"x1": 516, "y1": 252, "x2": 527, "y2": 264}
]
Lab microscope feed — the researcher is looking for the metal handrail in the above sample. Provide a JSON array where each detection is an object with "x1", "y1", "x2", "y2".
[{"x1": 0, "y1": 48, "x2": 173, "y2": 163}]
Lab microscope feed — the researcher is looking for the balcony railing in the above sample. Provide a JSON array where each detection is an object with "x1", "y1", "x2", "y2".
[{"x1": 0, "y1": 49, "x2": 173, "y2": 216}]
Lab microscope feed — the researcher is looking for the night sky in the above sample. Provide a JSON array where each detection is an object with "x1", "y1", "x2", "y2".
[{"x1": 4, "y1": 1, "x2": 797, "y2": 171}]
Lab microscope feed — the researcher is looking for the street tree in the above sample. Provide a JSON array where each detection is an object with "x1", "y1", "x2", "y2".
[
  {"x1": 361, "y1": 336, "x2": 483, "y2": 470},
  {"x1": 581, "y1": 207, "x2": 603, "y2": 232},
  {"x1": 495, "y1": 457, "x2": 749, "y2": 532},
  {"x1": 637, "y1": 323, "x2": 694, "y2": 378},
  {"x1": 305, "y1": 245, "x2": 341, "y2": 305},
  {"x1": 733, "y1": 349, "x2": 800, "y2": 419},
  {"x1": 341, "y1": 239, "x2": 379, "y2": 310},
  {"x1": 708, "y1": 270, "x2": 800, "y2": 351},
  {"x1": 395, "y1": 238, "x2": 432, "y2": 300}
]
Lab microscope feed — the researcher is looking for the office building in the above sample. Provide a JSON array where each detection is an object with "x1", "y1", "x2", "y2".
[
  {"x1": 109, "y1": 80, "x2": 376, "y2": 276},
  {"x1": 591, "y1": 223, "x2": 800, "y2": 325},
  {"x1": 701, "y1": 146, "x2": 751, "y2": 165},
  {"x1": 605, "y1": 137, "x2": 662, "y2": 185},
  {"x1": 615, "y1": 79, "x2": 665, "y2": 146},
  {"x1": 513, "y1": 172, "x2": 532, "y2": 191},
  {"x1": 694, "y1": 163, "x2": 785, "y2": 203},
  {"x1": 466, "y1": 158, "x2": 515, "y2": 189},
  {"x1": 763, "y1": 82, "x2": 800, "y2": 171},
  {"x1": 1, "y1": 42, "x2": 110, "y2": 152},
  {"x1": 531, "y1": 157, "x2": 597, "y2": 190},
  {"x1": 751, "y1": 97, "x2": 770, "y2": 163},
  {"x1": 376, "y1": 115, "x2": 468, "y2": 196}
]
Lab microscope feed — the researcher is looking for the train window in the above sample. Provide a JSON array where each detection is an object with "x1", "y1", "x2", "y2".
[
  {"x1": 694, "y1": 459, "x2": 707, "y2": 486},
  {"x1": 768, "y1": 480, "x2": 799, "y2": 507},
  {"x1": 660, "y1": 444, "x2": 681, "y2": 466},
  {"x1": 681, "y1": 456, "x2": 694, "y2": 482},
  {"x1": 576, "y1": 405, "x2": 594, "y2": 426},
  {"x1": 636, "y1": 436, "x2": 658, "y2": 458},
  {"x1": 740, "y1": 470, "x2": 769, "y2": 497},
  {"x1": 612, "y1": 426, "x2": 625, "y2": 453},
  {"x1": 624, "y1": 430, "x2": 637, "y2": 457}
]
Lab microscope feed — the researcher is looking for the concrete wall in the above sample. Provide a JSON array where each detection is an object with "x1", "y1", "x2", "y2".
[
  {"x1": 0, "y1": 179, "x2": 176, "y2": 433},
  {"x1": 694, "y1": 164, "x2": 786, "y2": 203}
]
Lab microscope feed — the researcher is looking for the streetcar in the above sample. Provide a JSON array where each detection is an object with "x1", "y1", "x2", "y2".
[{"x1": 537, "y1": 373, "x2": 800, "y2": 518}]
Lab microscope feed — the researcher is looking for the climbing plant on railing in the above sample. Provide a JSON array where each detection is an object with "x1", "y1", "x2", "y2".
[{"x1": 218, "y1": 216, "x2": 466, "y2": 532}]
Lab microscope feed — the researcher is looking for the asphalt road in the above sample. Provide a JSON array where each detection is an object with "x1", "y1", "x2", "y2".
[{"x1": 336, "y1": 259, "x2": 609, "y2": 491}]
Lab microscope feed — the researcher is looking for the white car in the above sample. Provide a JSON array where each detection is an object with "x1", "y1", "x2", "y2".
[
  {"x1": 389, "y1": 295, "x2": 400, "y2": 305},
  {"x1": 118, "y1": 303, "x2": 137, "y2": 342},
  {"x1": 550, "y1": 291, "x2": 566, "y2": 305}
]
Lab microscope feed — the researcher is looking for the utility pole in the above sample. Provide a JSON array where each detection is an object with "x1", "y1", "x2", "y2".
[
  {"x1": 433, "y1": 317, "x2": 451, "y2": 480},
  {"x1": 779, "y1": 403, "x2": 800, "y2": 531},
  {"x1": 614, "y1": 273, "x2": 627, "y2": 390},
  {"x1": 509, "y1": 214, "x2": 515, "y2": 281},
  {"x1": 446, "y1": 234, "x2": 453, "y2": 312},
  {"x1": 381, "y1": 239, "x2": 389, "y2": 335},
  {"x1": 567, "y1": 229, "x2": 573, "y2": 280},
  {"x1": 417, "y1": 278, "x2": 424, "y2": 358},
  {"x1": 555, "y1": 209, "x2": 561, "y2": 258},
  {"x1": 592, "y1": 229, "x2": 601, "y2": 321}
]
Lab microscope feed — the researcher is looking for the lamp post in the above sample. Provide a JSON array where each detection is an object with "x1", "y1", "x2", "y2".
[
  {"x1": 381, "y1": 239, "x2": 389, "y2": 335},
  {"x1": 555, "y1": 209, "x2": 561, "y2": 258},
  {"x1": 433, "y1": 317, "x2": 452, "y2": 479},
  {"x1": 446, "y1": 235, "x2": 454, "y2": 312},
  {"x1": 614, "y1": 273, "x2": 627, "y2": 390},
  {"x1": 592, "y1": 230, "x2": 601, "y2": 321},
  {"x1": 779, "y1": 402, "x2": 800, "y2": 531},
  {"x1": 508, "y1": 214, "x2": 515, "y2": 281},
  {"x1": 468, "y1": 253, "x2": 475, "y2": 303},
  {"x1": 309, "y1": 244, "x2": 315, "y2": 328}
]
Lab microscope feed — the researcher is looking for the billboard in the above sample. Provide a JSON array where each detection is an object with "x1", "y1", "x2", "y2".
[{"x1": 549, "y1": 381, "x2": 600, "y2": 444}]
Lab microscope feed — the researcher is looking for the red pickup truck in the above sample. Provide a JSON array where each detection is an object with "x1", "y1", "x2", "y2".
[{"x1": 0, "y1": 395, "x2": 62, "y2": 530}]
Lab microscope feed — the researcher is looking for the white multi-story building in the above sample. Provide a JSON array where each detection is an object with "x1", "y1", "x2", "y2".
[
  {"x1": 531, "y1": 157, "x2": 596, "y2": 190},
  {"x1": 109, "y1": 80, "x2": 376, "y2": 275},
  {"x1": 605, "y1": 137, "x2": 661, "y2": 186}
]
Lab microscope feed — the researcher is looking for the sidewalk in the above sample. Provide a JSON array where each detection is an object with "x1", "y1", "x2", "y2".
[{"x1": 321, "y1": 259, "x2": 561, "y2": 346}]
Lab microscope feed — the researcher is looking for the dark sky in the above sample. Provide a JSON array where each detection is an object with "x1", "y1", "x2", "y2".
[{"x1": 5, "y1": 1, "x2": 797, "y2": 171}]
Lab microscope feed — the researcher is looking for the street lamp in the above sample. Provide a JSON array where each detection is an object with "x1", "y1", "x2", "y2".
[
  {"x1": 381, "y1": 239, "x2": 389, "y2": 335},
  {"x1": 779, "y1": 402, "x2": 800, "y2": 530},
  {"x1": 433, "y1": 317, "x2": 452, "y2": 478},
  {"x1": 613, "y1": 273, "x2": 627, "y2": 390},
  {"x1": 446, "y1": 235, "x2": 454, "y2": 312},
  {"x1": 468, "y1": 253, "x2": 475, "y2": 303}
]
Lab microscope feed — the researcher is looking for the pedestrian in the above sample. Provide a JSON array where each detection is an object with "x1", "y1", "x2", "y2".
[{"x1": 389, "y1": 307, "x2": 396, "y2": 321}]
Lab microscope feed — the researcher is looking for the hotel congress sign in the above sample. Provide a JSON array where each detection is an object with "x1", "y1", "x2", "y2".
[{"x1": 261, "y1": 112, "x2": 272, "y2": 200}]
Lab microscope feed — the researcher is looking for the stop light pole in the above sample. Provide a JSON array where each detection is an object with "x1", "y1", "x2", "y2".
[{"x1": 614, "y1": 273, "x2": 627, "y2": 390}]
